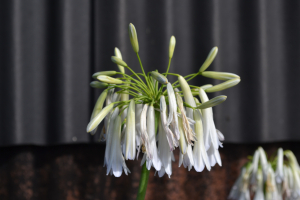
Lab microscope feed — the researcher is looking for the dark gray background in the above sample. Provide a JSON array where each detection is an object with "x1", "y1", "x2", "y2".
[{"x1": 1, "y1": 0, "x2": 299, "y2": 145}]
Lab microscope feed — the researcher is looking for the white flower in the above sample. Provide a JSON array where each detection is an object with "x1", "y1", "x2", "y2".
[
  {"x1": 198, "y1": 88, "x2": 220, "y2": 151},
  {"x1": 175, "y1": 91, "x2": 196, "y2": 145},
  {"x1": 157, "y1": 118, "x2": 173, "y2": 178},
  {"x1": 253, "y1": 169, "x2": 265, "y2": 200},
  {"x1": 135, "y1": 103, "x2": 143, "y2": 158},
  {"x1": 192, "y1": 109, "x2": 211, "y2": 172},
  {"x1": 141, "y1": 105, "x2": 162, "y2": 171},
  {"x1": 275, "y1": 148, "x2": 284, "y2": 184},
  {"x1": 258, "y1": 147, "x2": 269, "y2": 180},
  {"x1": 104, "y1": 108, "x2": 130, "y2": 177},
  {"x1": 250, "y1": 150, "x2": 260, "y2": 184},
  {"x1": 160, "y1": 95, "x2": 178, "y2": 150},
  {"x1": 179, "y1": 145, "x2": 194, "y2": 171},
  {"x1": 140, "y1": 104, "x2": 152, "y2": 159},
  {"x1": 265, "y1": 164, "x2": 279, "y2": 200},
  {"x1": 123, "y1": 99, "x2": 136, "y2": 160}
]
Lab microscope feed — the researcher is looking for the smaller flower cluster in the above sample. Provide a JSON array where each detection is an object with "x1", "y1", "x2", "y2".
[{"x1": 228, "y1": 147, "x2": 300, "y2": 200}]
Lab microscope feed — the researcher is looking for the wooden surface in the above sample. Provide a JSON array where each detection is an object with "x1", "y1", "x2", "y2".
[{"x1": 0, "y1": 142, "x2": 299, "y2": 200}]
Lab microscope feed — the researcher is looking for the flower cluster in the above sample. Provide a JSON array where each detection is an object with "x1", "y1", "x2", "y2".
[
  {"x1": 228, "y1": 147, "x2": 300, "y2": 200},
  {"x1": 87, "y1": 23, "x2": 241, "y2": 177}
]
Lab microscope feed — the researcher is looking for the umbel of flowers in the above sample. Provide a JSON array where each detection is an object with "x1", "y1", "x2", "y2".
[
  {"x1": 228, "y1": 147, "x2": 300, "y2": 200},
  {"x1": 87, "y1": 23, "x2": 241, "y2": 178}
]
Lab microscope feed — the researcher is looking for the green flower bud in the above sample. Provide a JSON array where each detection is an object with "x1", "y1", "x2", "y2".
[
  {"x1": 97, "y1": 75, "x2": 123, "y2": 84},
  {"x1": 92, "y1": 71, "x2": 117, "y2": 79},
  {"x1": 128, "y1": 23, "x2": 139, "y2": 53},
  {"x1": 151, "y1": 71, "x2": 168, "y2": 85},
  {"x1": 111, "y1": 56, "x2": 127, "y2": 67},
  {"x1": 178, "y1": 76, "x2": 196, "y2": 107},
  {"x1": 90, "y1": 89, "x2": 108, "y2": 135},
  {"x1": 90, "y1": 81, "x2": 108, "y2": 89},
  {"x1": 114, "y1": 47, "x2": 125, "y2": 73},
  {"x1": 196, "y1": 95, "x2": 227, "y2": 109},
  {"x1": 205, "y1": 78, "x2": 240, "y2": 93},
  {"x1": 199, "y1": 47, "x2": 218, "y2": 73},
  {"x1": 169, "y1": 36, "x2": 176, "y2": 58},
  {"x1": 200, "y1": 84, "x2": 213, "y2": 90},
  {"x1": 86, "y1": 103, "x2": 114, "y2": 133},
  {"x1": 201, "y1": 71, "x2": 240, "y2": 81}
]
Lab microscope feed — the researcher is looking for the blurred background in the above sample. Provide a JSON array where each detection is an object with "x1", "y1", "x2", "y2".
[{"x1": 1, "y1": 0, "x2": 300, "y2": 199}]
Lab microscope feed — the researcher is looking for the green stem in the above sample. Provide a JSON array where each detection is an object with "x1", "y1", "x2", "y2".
[
  {"x1": 136, "y1": 163, "x2": 150, "y2": 200},
  {"x1": 165, "y1": 58, "x2": 172, "y2": 78}
]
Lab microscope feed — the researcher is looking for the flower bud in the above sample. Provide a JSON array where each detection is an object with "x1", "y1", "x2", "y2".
[
  {"x1": 90, "y1": 81, "x2": 108, "y2": 89},
  {"x1": 114, "y1": 47, "x2": 125, "y2": 73},
  {"x1": 151, "y1": 71, "x2": 168, "y2": 85},
  {"x1": 86, "y1": 103, "x2": 114, "y2": 132},
  {"x1": 205, "y1": 78, "x2": 240, "y2": 93},
  {"x1": 200, "y1": 84, "x2": 213, "y2": 90},
  {"x1": 111, "y1": 56, "x2": 127, "y2": 67},
  {"x1": 169, "y1": 36, "x2": 176, "y2": 58},
  {"x1": 128, "y1": 23, "x2": 139, "y2": 53},
  {"x1": 97, "y1": 75, "x2": 123, "y2": 84},
  {"x1": 90, "y1": 89, "x2": 108, "y2": 135},
  {"x1": 201, "y1": 71, "x2": 240, "y2": 81},
  {"x1": 178, "y1": 76, "x2": 196, "y2": 108},
  {"x1": 92, "y1": 71, "x2": 117, "y2": 79},
  {"x1": 199, "y1": 47, "x2": 218, "y2": 73},
  {"x1": 196, "y1": 95, "x2": 227, "y2": 109}
]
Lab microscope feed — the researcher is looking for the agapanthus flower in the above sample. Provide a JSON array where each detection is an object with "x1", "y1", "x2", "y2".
[
  {"x1": 229, "y1": 147, "x2": 300, "y2": 200},
  {"x1": 86, "y1": 23, "x2": 240, "y2": 177}
]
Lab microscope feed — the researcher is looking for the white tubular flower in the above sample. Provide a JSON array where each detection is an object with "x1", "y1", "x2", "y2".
[
  {"x1": 228, "y1": 167, "x2": 245, "y2": 200},
  {"x1": 178, "y1": 76, "x2": 196, "y2": 170},
  {"x1": 207, "y1": 145, "x2": 222, "y2": 167},
  {"x1": 258, "y1": 147, "x2": 269, "y2": 180},
  {"x1": 158, "y1": 118, "x2": 172, "y2": 178},
  {"x1": 135, "y1": 103, "x2": 143, "y2": 157},
  {"x1": 265, "y1": 164, "x2": 279, "y2": 200},
  {"x1": 193, "y1": 109, "x2": 211, "y2": 172},
  {"x1": 175, "y1": 92, "x2": 196, "y2": 145},
  {"x1": 275, "y1": 148, "x2": 284, "y2": 184},
  {"x1": 160, "y1": 95, "x2": 178, "y2": 150},
  {"x1": 282, "y1": 166, "x2": 291, "y2": 198},
  {"x1": 142, "y1": 105, "x2": 161, "y2": 171},
  {"x1": 167, "y1": 83, "x2": 180, "y2": 140},
  {"x1": 254, "y1": 169, "x2": 265, "y2": 200},
  {"x1": 198, "y1": 88, "x2": 219, "y2": 150},
  {"x1": 124, "y1": 99, "x2": 136, "y2": 160},
  {"x1": 250, "y1": 150, "x2": 260, "y2": 184},
  {"x1": 105, "y1": 114, "x2": 131, "y2": 177},
  {"x1": 179, "y1": 145, "x2": 194, "y2": 171},
  {"x1": 178, "y1": 116, "x2": 188, "y2": 154},
  {"x1": 228, "y1": 165, "x2": 252, "y2": 200},
  {"x1": 140, "y1": 104, "x2": 152, "y2": 160}
]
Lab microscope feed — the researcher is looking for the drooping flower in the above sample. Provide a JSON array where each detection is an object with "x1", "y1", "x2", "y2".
[
  {"x1": 141, "y1": 105, "x2": 161, "y2": 171},
  {"x1": 157, "y1": 117, "x2": 173, "y2": 178},
  {"x1": 104, "y1": 108, "x2": 131, "y2": 177}
]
